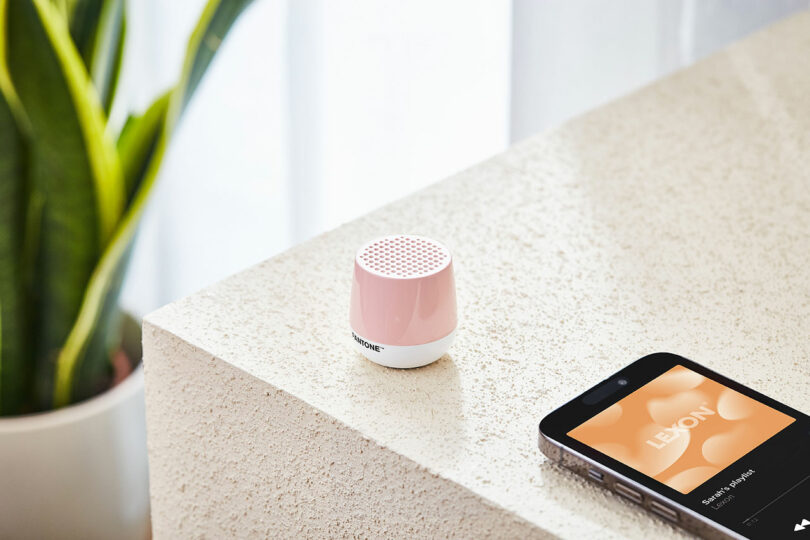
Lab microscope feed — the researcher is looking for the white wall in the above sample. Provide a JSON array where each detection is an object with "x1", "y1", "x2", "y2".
[
  {"x1": 121, "y1": 0, "x2": 511, "y2": 314},
  {"x1": 119, "y1": 0, "x2": 809, "y2": 315},
  {"x1": 121, "y1": 0, "x2": 291, "y2": 310},
  {"x1": 510, "y1": 0, "x2": 810, "y2": 141}
]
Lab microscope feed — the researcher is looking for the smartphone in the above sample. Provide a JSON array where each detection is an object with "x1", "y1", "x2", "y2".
[{"x1": 538, "y1": 352, "x2": 810, "y2": 539}]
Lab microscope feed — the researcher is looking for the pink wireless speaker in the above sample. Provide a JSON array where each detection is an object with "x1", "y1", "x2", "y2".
[{"x1": 350, "y1": 235, "x2": 457, "y2": 368}]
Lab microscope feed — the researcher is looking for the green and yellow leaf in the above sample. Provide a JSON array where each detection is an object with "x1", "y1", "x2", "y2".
[
  {"x1": 68, "y1": 0, "x2": 125, "y2": 113},
  {"x1": 66, "y1": 0, "x2": 103, "y2": 63},
  {"x1": 117, "y1": 90, "x2": 170, "y2": 201},
  {"x1": 4, "y1": 0, "x2": 124, "y2": 408},
  {"x1": 0, "y1": 85, "x2": 28, "y2": 415},
  {"x1": 168, "y1": 0, "x2": 254, "y2": 126},
  {"x1": 53, "y1": 0, "x2": 255, "y2": 406}
]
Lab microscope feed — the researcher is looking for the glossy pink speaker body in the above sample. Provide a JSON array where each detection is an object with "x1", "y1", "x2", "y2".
[{"x1": 350, "y1": 235, "x2": 457, "y2": 368}]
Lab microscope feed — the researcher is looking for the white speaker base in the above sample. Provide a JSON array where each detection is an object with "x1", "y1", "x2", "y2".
[{"x1": 351, "y1": 329, "x2": 456, "y2": 369}]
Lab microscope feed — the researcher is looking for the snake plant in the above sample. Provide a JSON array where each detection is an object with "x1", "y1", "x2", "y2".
[{"x1": 0, "y1": 0, "x2": 253, "y2": 415}]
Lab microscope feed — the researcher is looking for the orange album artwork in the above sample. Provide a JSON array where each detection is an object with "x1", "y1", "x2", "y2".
[{"x1": 568, "y1": 365, "x2": 795, "y2": 494}]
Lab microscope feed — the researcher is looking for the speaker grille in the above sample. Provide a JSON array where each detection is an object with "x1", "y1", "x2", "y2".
[{"x1": 357, "y1": 235, "x2": 451, "y2": 278}]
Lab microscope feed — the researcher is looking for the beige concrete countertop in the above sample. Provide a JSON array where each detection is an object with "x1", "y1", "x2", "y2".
[{"x1": 144, "y1": 12, "x2": 810, "y2": 539}]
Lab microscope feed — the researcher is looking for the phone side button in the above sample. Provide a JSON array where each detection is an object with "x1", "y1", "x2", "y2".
[
  {"x1": 587, "y1": 468, "x2": 604, "y2": 483},
  {"x1": 650, "y1": 500, "x2": 679, "y2": 522},
  {"x1": 614, "y1": 482, "x2": 643, "y2": 504}
]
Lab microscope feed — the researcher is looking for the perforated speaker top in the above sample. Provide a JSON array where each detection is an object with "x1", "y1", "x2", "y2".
[{"x1": 356, "y1": 234, "x2": 451, "y2": 279}]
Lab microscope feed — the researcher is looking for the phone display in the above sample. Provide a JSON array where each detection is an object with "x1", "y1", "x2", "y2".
[
  {"x1": 539, "y1": 354, "x2": 810, "y2": 540},
  {"x1": 568, "y1": 365, "x2": 795, "y2": 494}
]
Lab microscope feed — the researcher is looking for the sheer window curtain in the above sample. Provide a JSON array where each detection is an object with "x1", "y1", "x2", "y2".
[
  {"x1": 119, "y1": 0, "x2": 809, "y2": 316},
  {"x1": 510, "y1": 0, "x2": 810, "y2": 140}
]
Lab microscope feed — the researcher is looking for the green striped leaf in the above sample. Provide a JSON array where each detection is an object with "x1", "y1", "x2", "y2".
[
  {"x1": 66, "y1": 0, "x2": 103, "y2": 63},
  {"x1": 53, "y1": 0, "x2": 255, "y2": 407},
  {"x1": 5, "y1": 0, "x2": 124, "y2": 409},
  {"x1": 101, "y1": 7, "x2": 124, "y2": 114},
  {"x1": 62, "y1": 91, "x2": 169, "y2": 403},
  {"x1": 68, "y1": 0, "x2": 125, "y2": 113},
  {"x1": 168, "y1": 0, "x2": 254, "y2": 126},
  {"x1": 118, "y1": 91, "x2": 170, "y2": 201},
  {"x1": 0, "y1": 87, "x2": 28, "y2": 415}
]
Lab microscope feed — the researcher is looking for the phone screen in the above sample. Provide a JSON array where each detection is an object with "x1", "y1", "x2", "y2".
[
  {"x1": 568, "y1": 365, "x2": 795, "y2": 494},
  {"x1": 559, "y1": 362, "x2": 810, "y2": 539}
]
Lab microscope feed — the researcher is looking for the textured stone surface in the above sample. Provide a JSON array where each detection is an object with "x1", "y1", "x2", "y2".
[{"x1": 144, "y1": 12, "x2": 810, "y2": 539}]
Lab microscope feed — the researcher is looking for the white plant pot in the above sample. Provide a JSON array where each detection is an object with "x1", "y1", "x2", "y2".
[{"x1": 0, "y1": 367, "x2": 150, "y2": 540}]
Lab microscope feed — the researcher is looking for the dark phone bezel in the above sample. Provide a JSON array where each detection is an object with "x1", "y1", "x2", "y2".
[{"x1": 539, "y1": 352, "x2": 808, "y2": 510}]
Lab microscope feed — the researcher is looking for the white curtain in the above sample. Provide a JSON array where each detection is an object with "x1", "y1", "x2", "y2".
[
  {"x1": 119, "y1": 0, "x2": 809, "y2": 316},
  {"x1": 510, "y1": 0, "x2": 810, "y2": 140}
]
